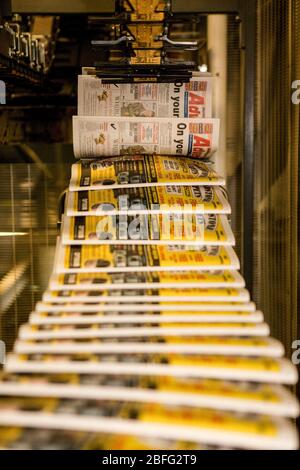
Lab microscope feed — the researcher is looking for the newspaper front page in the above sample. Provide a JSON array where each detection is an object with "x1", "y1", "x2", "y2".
[
  {"x1": 73, "y1": 116, "x2": 220, "y2": 159},
  {"x1": 78, "y1": 75, "x2": 212, "y2": 119}
]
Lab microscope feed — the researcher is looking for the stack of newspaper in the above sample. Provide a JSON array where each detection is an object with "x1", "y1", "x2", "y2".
[{"x1": 0, "y1": 74, "x2": 298, "y2": 450}]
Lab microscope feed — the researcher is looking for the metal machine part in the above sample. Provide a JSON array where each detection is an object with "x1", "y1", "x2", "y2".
[
  {"x1": 89, "y1": 0, "x2": 201, "y2": 83},
  {"x1": 0, "y1": 14, "x2": 59, "y2": 89}
]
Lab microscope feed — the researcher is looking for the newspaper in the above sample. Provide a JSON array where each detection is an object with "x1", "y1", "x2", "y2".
[
  {"x1": 19, "y1": 322, "x2": 269, "y2": 340},
  {"x1": 48, "y1": 271, "x2": 245, "y2": 291},
  {"x1": 54, "y1": 241, "x2": 240, "y2": 273},
  {"x1": 69, "y1": 155, "x2": 225, "y2": 191},
  {"x1": 65, "y1": 186, "x2": 231, "y2": 216},
  {"x1": 29, "y1": 310, "x2": 264, "y2": 325},
  {"x1": 5, "y1": 353, "x2": 298, "y2": 385},
  {"x1": 41, "y1": 288, "x2": 250, "y2": 304},
  {"x1": 13, "y1": 336, "x2": 284, "y2": 357},
  {"x1": 0, "y1": 426, "x2": 213, "y2": 450},
  {"x1": 61, "y1": 214, "x2": 235, "y2": 246},
  {"x1": 35, "y1": 301, "x2": 257, "y2": 313},
  {"x1": 0, "y1": 374, "x2": 298, "y2": 418},
  {"x1": 0, "y1": 396, "x2": 297, "y2": 449},
  {"x1": 78, "y1": 75, "x2": 213, "y2": 119},
  {"x1": 72, "y1": 116, "x2": 220, "y2": 159}
]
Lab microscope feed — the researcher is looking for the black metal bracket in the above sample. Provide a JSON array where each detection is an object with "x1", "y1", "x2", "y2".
[{"x1": 93, "y1": 61, "x2": 194, "y2": 83}]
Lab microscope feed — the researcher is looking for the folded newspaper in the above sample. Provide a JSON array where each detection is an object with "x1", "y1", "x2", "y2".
[
  {"x1": 48, "y1": 271, "x2": 245, "y2": 291},
  {"x1": 69, "y1": 155, "x2": 225, "y2": 191},
  {"x1": 5, "y1": 353, "x2": 298, "y2": 385},
  {"x1": 54, "y1": 242, "x2": 240, "y2": 273},
  {"x1": 73, "y1": 116, "x2": 220, "y2": 159},
  {"x1": 61, "y1": 214, "x2": 235, "y2": 246},
  {"x1": 0, "y1": 374, "x2": 297, "y2": 417},
  {"x1": 26, "y1": 324, "x2": 268, "y2": 340},
  {"x1": 18, "y1": 322, "x2": 269, "y2": 339},
  {"x1": 78, "y1": 75, "x2": 213, "y2": 119},
  {"x1": 0, "y1": 427, "x2": 222, "y2": 450},
  {"x1": 13, "y1": 336, "x2": 284, "y2": 357},
  {"x1": 29, "y1": 310, "x2": 264, "y2": 325},
  {"x1": 65, "y1": 186, "x2": 231, "y2": 216},
  {"x1": 35, "y1": 301, "x2": 257, "y2": 313},
  {"x1": 0, "y1": 397, "x2": 297, "y2": 450},
  {"x1": 41, "y1": 287, "x2": 250, "y2": 303}
]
